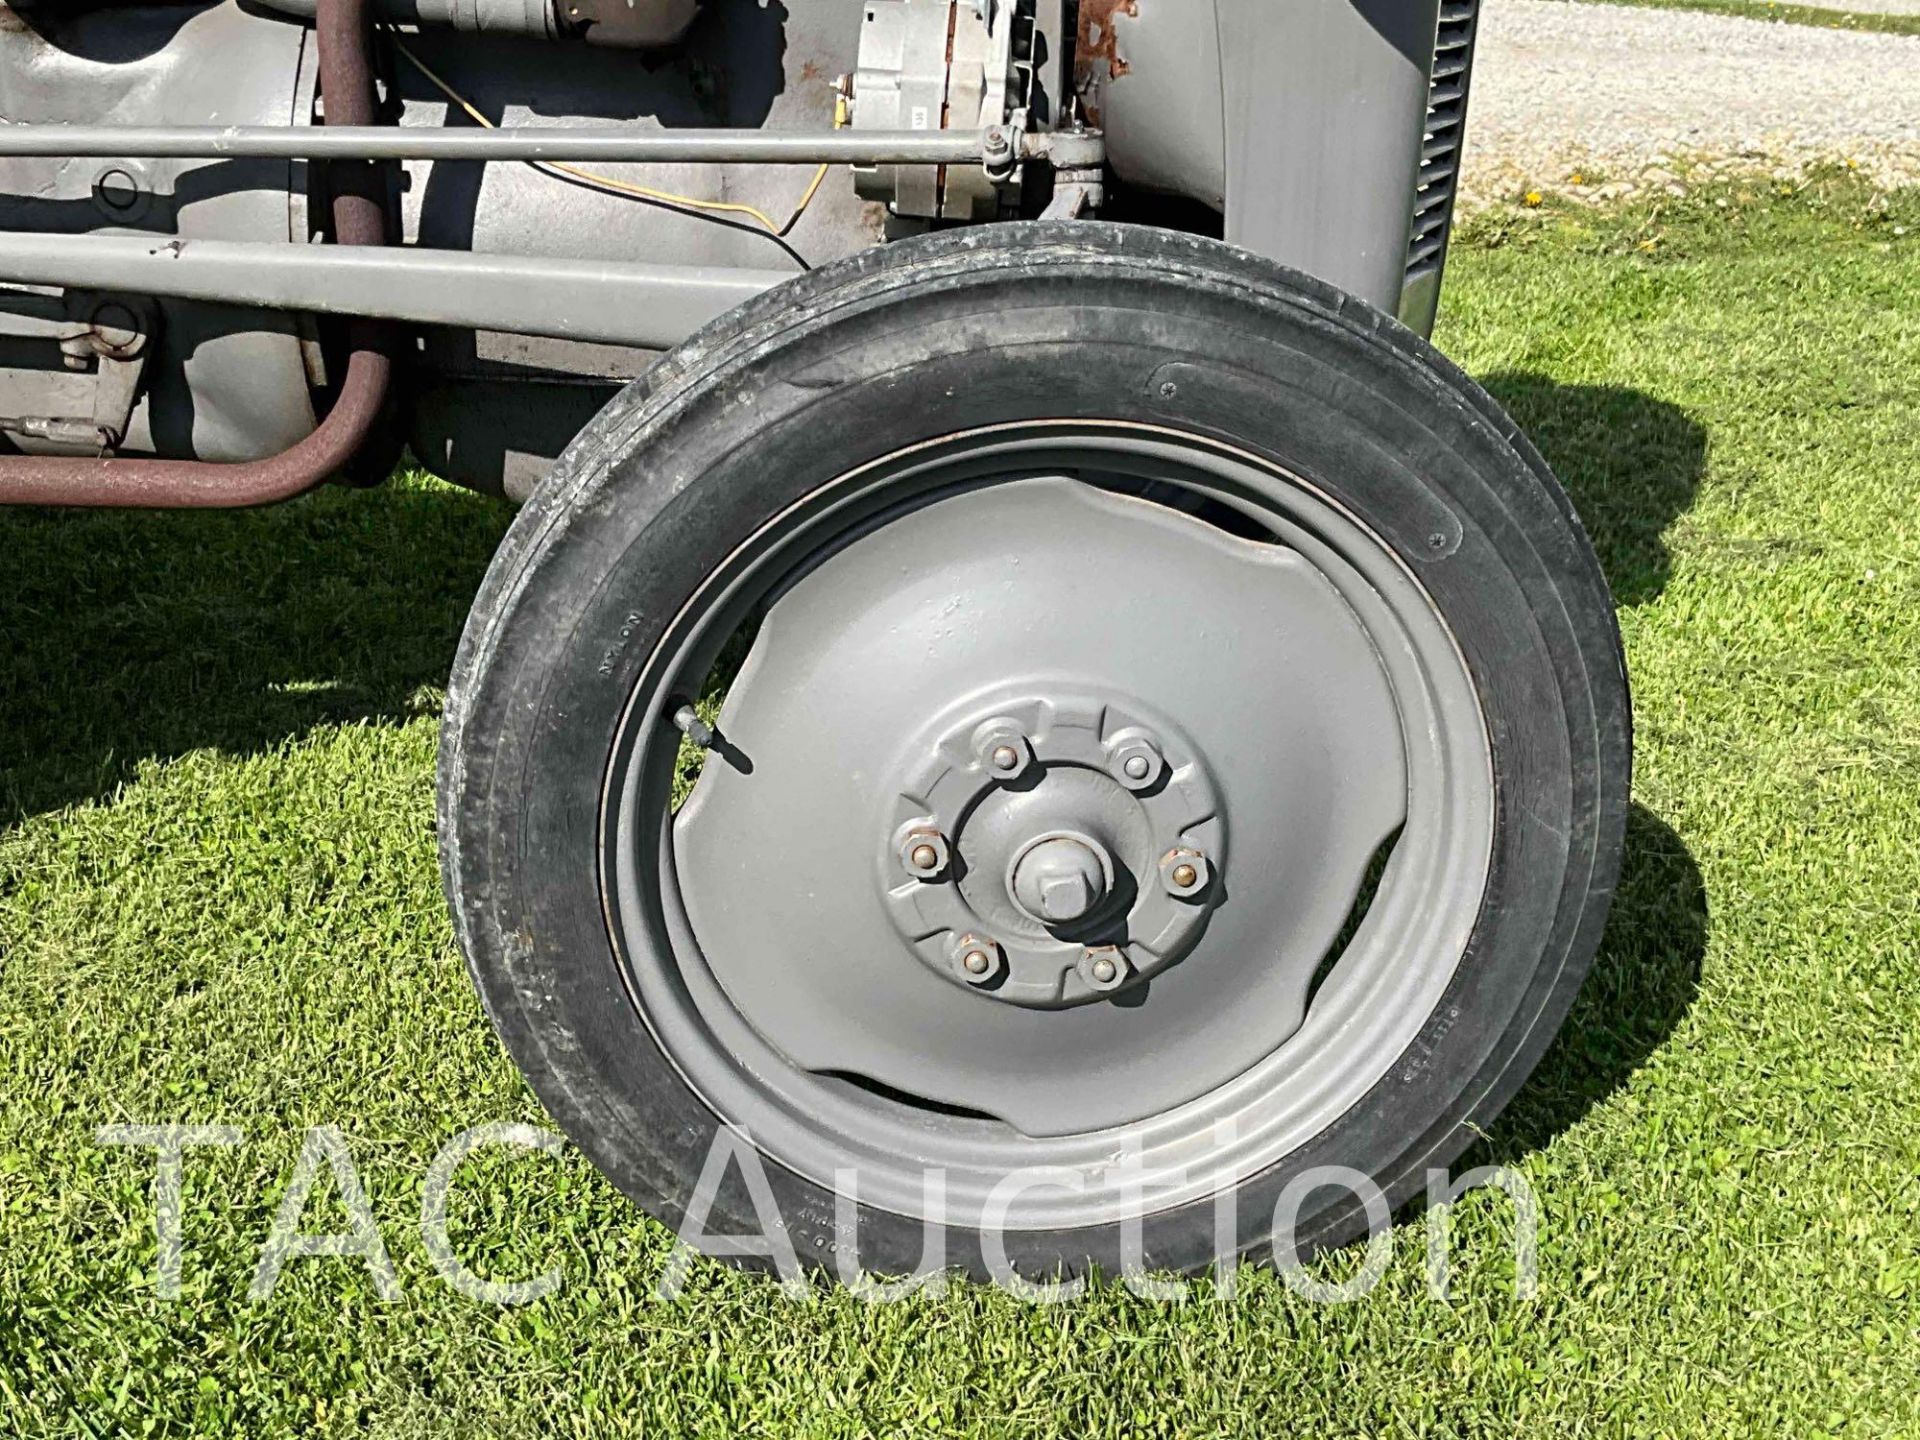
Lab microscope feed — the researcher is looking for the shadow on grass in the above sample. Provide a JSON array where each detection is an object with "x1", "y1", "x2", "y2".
[
  {"x1": 1481, "y1": 374, "x2": 1708, "y2": 606},
  {"x1": 1, "y1": 376, "x2": 1705, "y2": 822},
  {"x1": 0, "y1": 382, "x2": 1707, "y2": 1147},
  {"x1": 0, "y1": 480, "x2": 512, "y2": 824},
  {"x1": 1484, "y1": 802, "x2": 1709, "y2": 1160}
]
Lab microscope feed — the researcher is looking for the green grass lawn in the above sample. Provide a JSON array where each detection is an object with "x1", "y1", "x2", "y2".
[
  {"x1": 4, "y1": 178, "x2": 1920, "y2": 1436},
  {"x1": 1585, "y1": 0, "x2": 1920, "y2": 38}
]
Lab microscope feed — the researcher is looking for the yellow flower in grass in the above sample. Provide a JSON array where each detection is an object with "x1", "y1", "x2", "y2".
[{"x1": 1524, "y1": 189, "x2": 1544, "y2": 207}]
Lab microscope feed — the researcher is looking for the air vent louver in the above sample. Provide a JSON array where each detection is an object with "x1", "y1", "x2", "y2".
[{"x1": 1400, "y1": 0, "x2": 1481, "y2": 331}]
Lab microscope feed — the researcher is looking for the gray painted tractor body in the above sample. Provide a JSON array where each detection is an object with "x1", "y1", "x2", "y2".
[{"x1": 0, "y1": 0, "x2": 1479, "y2": 502}]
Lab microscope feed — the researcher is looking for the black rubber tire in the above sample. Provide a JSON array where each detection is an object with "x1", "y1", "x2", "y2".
[{"x1": 439, "y1": 224, "x2": 1631, "y2": 1281}]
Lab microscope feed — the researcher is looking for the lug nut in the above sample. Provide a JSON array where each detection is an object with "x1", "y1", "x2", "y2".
[
  {"x1": 973, "y1": 719, "x2": 1034, "y2": 782},
  {"x1": 1159, "y1": 848, "x2": 1212, "y2": 899},
  {"x1": 952, "y1": 934, "x2": 1006, "y2": 986},
  {"x1": 1109, "y1": 734, "x2": 1165, "y2": 793},
  {"x1": 899, "y1": 828, "x2": 951, "y2": 881},
  {"x1": 1078, "y1": 946, "x2": 1130, "y2": 994}
]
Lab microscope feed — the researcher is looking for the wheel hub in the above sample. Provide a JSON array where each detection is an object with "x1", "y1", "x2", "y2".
[{"x1": 882, "y1": 689, "x2": 1224, "y2": 1009}]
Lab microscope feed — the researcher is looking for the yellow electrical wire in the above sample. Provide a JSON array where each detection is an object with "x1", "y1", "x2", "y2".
[{"x1": 391, "y1": 36, "x2": 842, "y2": 239}]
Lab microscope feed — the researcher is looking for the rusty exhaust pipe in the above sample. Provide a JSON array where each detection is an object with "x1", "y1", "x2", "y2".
[{"x1": 0, "y1": 0, "x2": 393, "y2": 509}]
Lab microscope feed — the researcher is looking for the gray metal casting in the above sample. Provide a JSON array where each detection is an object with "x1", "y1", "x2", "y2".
[
  {"x1": 0, "y1": 0, "x2": 399, "y2": 508},
  {"x1": 253, "y1": 0, "x2": 562, "y2": 36},
  {"x1": 608, "y1": 426, "x2": 1494, "y2": 1225},
  {"x1": 386, "y1": 0, "x2": 886, "y2": 495},
  {"x1": 0, "y1": 3, "x2": 317, "y2": 464},
  {"x1": 0, "y1": 233, "x2": 788, "y2": 350}
]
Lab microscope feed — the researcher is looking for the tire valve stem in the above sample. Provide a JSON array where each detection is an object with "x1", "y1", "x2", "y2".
[{"x1": 672, "y1": 704, "x2": 716, "y2": 751}]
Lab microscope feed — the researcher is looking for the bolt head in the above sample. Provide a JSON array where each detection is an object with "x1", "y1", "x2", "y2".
[
  {"x1": 973, "y1": 719, "x2": 1034, "y2": 782},
  {"x1": 1040, "y1": 871, "x2": 1100, "y2": 923},
  {"x1": 1109, "y1": 734, "x2": 1165, "y2": 793},
  {"x1": 952, "y1": 934, "x2": 1006, "y2": 986},
  {"x1": 1078, "y1": 947, "x2": 1130, "y2": 994},
  {"x1": 899, "y1": 828, "x2": 951, "y2": 880},
  {"x1": 1008, "y1": 832, "x2": 1113, "y2": 927},
  {"x1": 1159, "y1": 848, "x2": 1212, "y2": 899}
]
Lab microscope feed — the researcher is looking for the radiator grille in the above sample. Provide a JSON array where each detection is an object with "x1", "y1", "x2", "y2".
[{"x1": 1404, "y1": 0, "x2": 1481, "y2": 301}]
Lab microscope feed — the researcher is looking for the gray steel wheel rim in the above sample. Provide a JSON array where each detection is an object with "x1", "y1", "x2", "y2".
[{"x1": 604, "y1": 423, "x2": 1493, "y2": 1230}]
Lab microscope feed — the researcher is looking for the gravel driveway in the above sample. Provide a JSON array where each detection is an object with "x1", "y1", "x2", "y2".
[
  {"x1": 1796, "y1": 0, "x2": 1920, "y2": 14},
  {"x1": 1462, "y1": 0, "x2": 1920, "y2": 205}
]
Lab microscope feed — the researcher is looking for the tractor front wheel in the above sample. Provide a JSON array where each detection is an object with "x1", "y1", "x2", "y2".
[{"x1": 438, "y1": 225, "x2": 1630, "y2": 1280}]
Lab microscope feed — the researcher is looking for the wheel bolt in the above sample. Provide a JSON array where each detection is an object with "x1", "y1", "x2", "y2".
[
  {"x1": 973, "y1": 719, "x2": 1034, "y2": 782},
  {"x1": 1159, "y1": 848, "x2": 1212, "y2": 899},
  {"x1": 899, "y1": 828, "x2": 951, "y2": 881},
  {"x1": 1078, "y1": 946, "x2": 1130, "y2": 994},
  {"x1": 1109, "y1": 734, "x2": 1165, "y2": 792},
  {"x1": 952, "y1": 934, "x2": 1005, "y2": 986}
]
